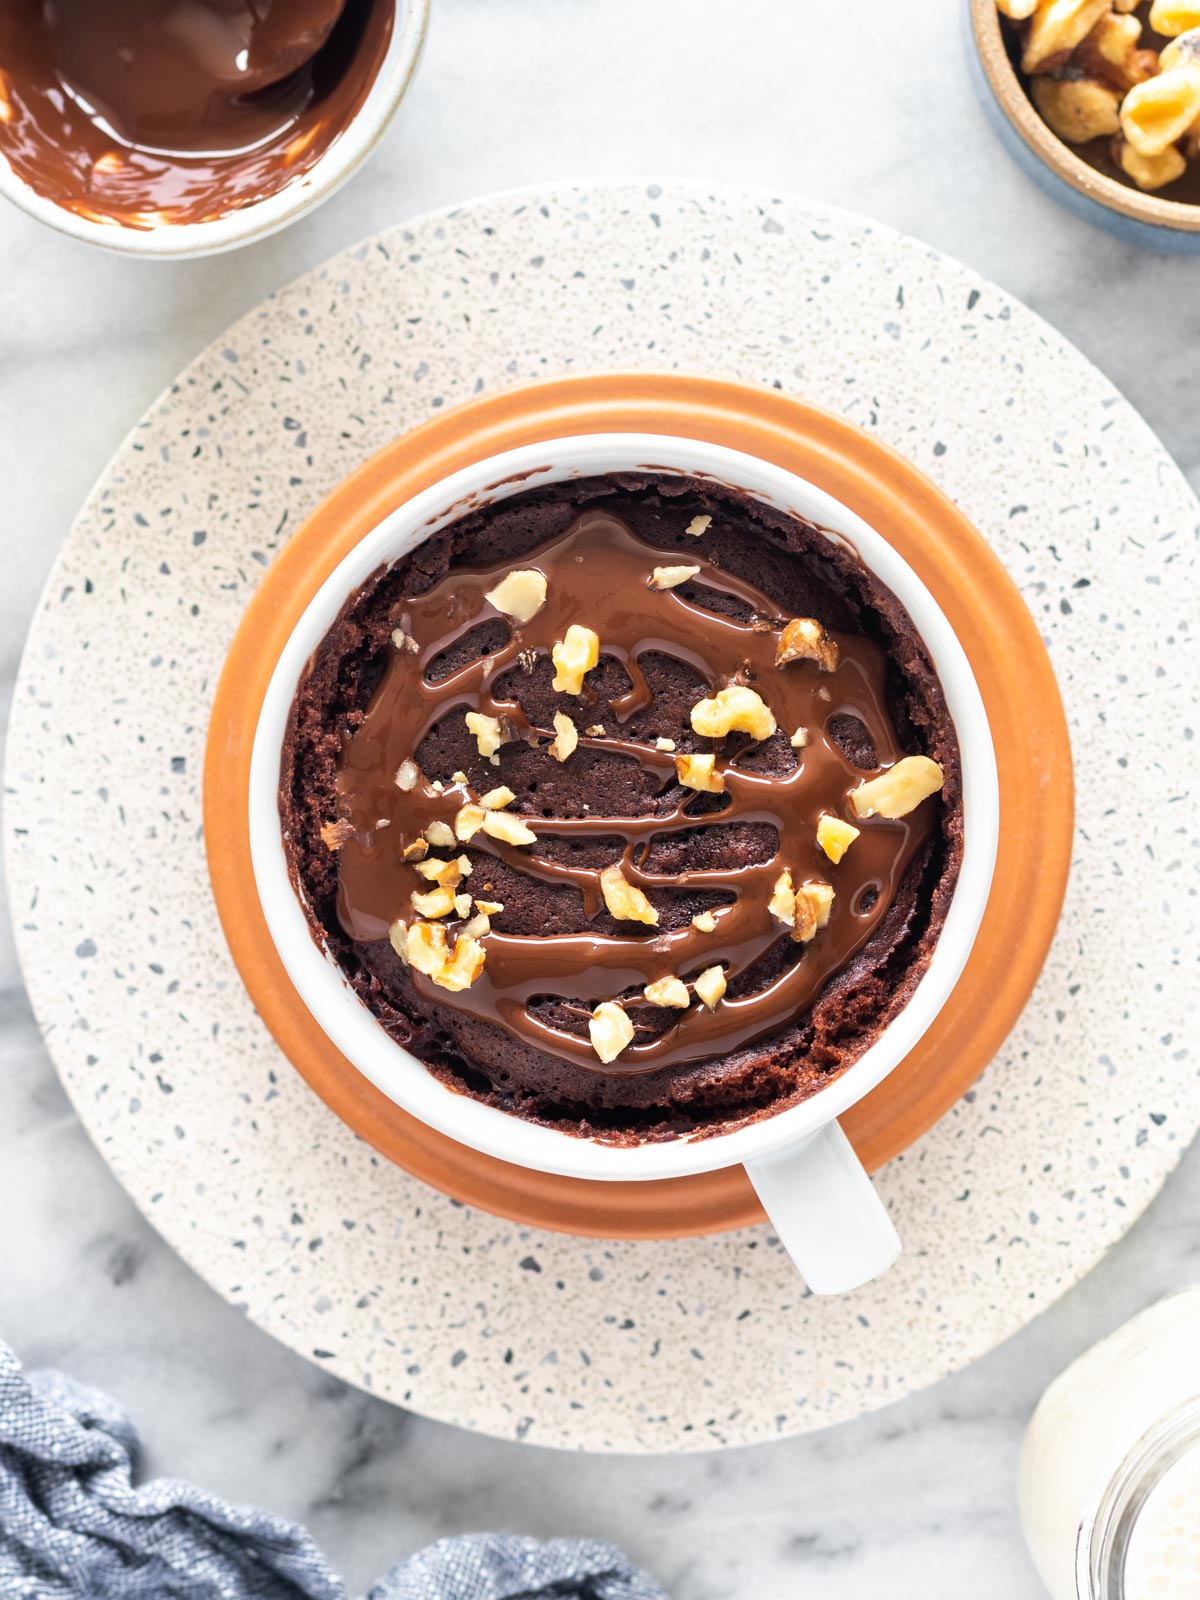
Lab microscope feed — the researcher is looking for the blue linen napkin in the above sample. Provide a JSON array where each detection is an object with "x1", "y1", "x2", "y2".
[{"x1": 0, "y1": 1341, "x2": 667, "y2": 1600}]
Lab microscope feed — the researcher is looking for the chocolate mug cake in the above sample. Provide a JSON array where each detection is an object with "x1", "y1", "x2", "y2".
[{"x1": 281, "y1": 473, "x2": 962, "y2": 1142}]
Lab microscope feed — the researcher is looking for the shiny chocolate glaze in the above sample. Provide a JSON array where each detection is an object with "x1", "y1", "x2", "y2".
[
  {"x1": 0, "y1": 0, "x2": 393, "y2": 226},
  {"x1": 330, "y1": 507, "x2": 940, "y2": 1078}
]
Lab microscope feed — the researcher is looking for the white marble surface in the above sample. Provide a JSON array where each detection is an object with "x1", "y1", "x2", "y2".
[{"x1": 1, "y1": 0, "x2": 1198, "y2": 1594}]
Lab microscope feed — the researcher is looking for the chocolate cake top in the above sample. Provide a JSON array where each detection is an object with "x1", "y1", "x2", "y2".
[{"x1": 282, "y1": 474, "x2": 962, "y2": 1137}]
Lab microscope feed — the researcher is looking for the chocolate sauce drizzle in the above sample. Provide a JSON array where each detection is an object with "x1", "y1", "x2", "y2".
[
  {"x1": 0, "y1": 0, "x2": 393, "y2": 226},
  {"x1": 331, "y1": 510, "x2": 937, "y2": 1077}
]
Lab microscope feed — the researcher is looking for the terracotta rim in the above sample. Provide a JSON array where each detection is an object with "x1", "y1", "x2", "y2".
[
  {"x1": 203, "y1": 371, "x2": 1074, "y2": 1240},
  {"x1": 969, "y1": 0, "x2": 1200, "y2": 234}
]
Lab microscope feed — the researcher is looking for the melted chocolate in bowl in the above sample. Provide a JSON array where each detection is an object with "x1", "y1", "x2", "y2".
[
  {"x1": 0, "y1": 0, "x2": 394, "y2": 227},
  {"x1": 282, "y1": 475, "x2": 964, "y2": 1141}
]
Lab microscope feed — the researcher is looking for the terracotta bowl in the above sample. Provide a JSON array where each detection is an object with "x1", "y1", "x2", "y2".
[
  {"x1": 967, "y1": 0, "x2": 1200, "y2": 251},
  {"x1": 204, "y1": 370, "x2": 1074, "y2": 1241}
]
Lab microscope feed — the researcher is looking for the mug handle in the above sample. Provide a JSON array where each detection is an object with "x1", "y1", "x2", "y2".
[{"x1": 743, "y1": 1121, "x2": 901, "y2": 1294}]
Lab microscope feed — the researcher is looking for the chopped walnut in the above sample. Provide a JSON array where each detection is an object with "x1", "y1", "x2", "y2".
[
  {"x1": 585, "y1": 723, "x2": 606, "y2": 737},
  {"x1": 693, "y1": 965, "x2": 727, "y2": 1009},
  {"x1": 692, "y1": 910, "x2": 717, "y2": 933},
  {"x1": 425, "y1": 819, "x2": 456, "y2": 849},
  {"x1": 464, "y1": 710, "x2": 508, "y2": 764},
  {"x1": 792, "y1": 881, "x2": 835, "y2": 944},
  {"x1": 479, "y1": 785, "x2": 515, "y2": 810},
  {"x1": 675, "y1": 751, "x2": 725, "y2": 793},
  {"x1": 599, "y1": 863, "x2": 659, "y2": 926},
  {"x1": 453, "y1": 891, "x2": 473, "y2": 918},
  {"x1": 391, "y1": 628, "x2": 419, "y2": 654},
  {"x1": 817, "y1": 814, "x2": 861, "y2": 864},
  {"x1": 589, "y1": 1000, "x2": 635, "y2": 1063},
  {"x1": 434, "y1": 934, "x2": 486, "y2": 992},
  {"x1": 643, "y1": 975, "x2": 691, "y2": 1008},
  {"x1": 320, "y1": 818, "x2": 355, "y2": 850},
  {"x1": 690, "y1": 684, "x2": 777, "y2": 741},
  {"x1": 474, "y1": 898, "x2": 504, "y2": 916},
  {"x1": 849, "y1": 755, "x2": 945, "y2": 819},
  {"x1": 768, "y1": 868, "x2": 796, "y2": 926},
  {"x1": 406, "y1": 919, "x2": 449, "y2": 975},
  {"x1": 549, "y1": 710, "x2": 579, "y2": 762},
  {"x1": 454, "y1": 803, "x2": 486, "y2": 841},
  {"x1": 481, "y1": 809, "x2": 537, "y2": 846},
  {"x1": 684, "y1": 515, "x2": 712, "y2": 538},
  {"x1": 1121, "y1": 55, "x2": 1200, "y2": 155},
  {"x1": 776, "y1": 617, "x2": 839, "y2": 672},
  {"x1": 411, "y1": 884, "x2": 456, "y2": 918},
  {"x1": 654, "y1": 736, "x2": 677, "y2": 752},
  {"x1": 394, "y1": 758, "x2": 420, "y2": 792},
  {"x1": 790, "y1": 726, "x2": 809, "y2": 749},
  {"x1": 551, "y1": 624, "x2": 600, "y2": 695},
  {"x1": 649, "y1": 564, "x2": 701, "y2": 590},
  {"x1": 403, "y1": 837, "x2": 429, "y2": 861},
  {"x1": 1022, "y1": 0, "x2": 1110, "y2": 74},
  {"x1": 485, "y1": 568, "x2": 548, "y2": 624}
]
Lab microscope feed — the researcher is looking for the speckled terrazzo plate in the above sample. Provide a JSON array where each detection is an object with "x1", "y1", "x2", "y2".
[{"x1": 6, "y1": 182, "x2": 1199, "y2": 1452}]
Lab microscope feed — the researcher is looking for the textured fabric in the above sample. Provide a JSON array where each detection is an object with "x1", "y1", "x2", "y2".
[{"x1": 0, "y1": 1342, "x2": 667, "y2": 1600}]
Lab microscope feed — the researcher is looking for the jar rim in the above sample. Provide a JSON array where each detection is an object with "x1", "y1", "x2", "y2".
[{"x1": 1076, "y1": 1394, "x2": 1200, "y2": 1600}]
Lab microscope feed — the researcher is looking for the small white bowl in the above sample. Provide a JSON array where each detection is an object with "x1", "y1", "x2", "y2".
[
  {"x1": 0, "y1": 0, "x2": 430, "y2": 259},
  {"x1": 249, "y1": 435, "x2": 1000, "y2": 1292}
]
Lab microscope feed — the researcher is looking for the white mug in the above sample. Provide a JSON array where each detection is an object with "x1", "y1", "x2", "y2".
[{"x1": 248, "y1": 435, "x2": 1000, "y2": 1293}]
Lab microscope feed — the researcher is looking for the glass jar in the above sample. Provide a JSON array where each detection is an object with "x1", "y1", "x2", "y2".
[{"x1": 1019, "y1": 1288, "x2": 1200, "y2": 1600}]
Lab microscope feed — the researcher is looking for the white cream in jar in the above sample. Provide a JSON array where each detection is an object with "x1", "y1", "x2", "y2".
[{"x1": 1019, "y1": 1288, "x2": 1200, "y2": 1600}]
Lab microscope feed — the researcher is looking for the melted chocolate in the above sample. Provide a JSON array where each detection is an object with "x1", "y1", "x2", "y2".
[
  {"x1": 329, "y1": 508, "x2": 939, "y2": 1078},
  {"x1": 0, "y1": 0, "x2": 393, "y2": 226}
]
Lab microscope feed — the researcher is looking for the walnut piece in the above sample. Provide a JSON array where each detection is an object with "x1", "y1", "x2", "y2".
[
  {"x1": 549, "y1": 710, "x2": 579, "y2": 762},
  {"x1": 394, "y1": 918, "x2": 486, "y2": 991},
  {"x1": 768, "y1": 869, "x2": 796, "y2": 927},
  {"x1": 481, "y1": 809, "x2": 537, "y2": 846},
  {"x1": 1031, "y1": 74, "x2": 1122, "y2": 142},
  {"x1": 690, "y1": 685, "x2": 777, "y2": 741},
  {"x1": 1121, "y1": 56, "x2": 1200, "y2": 153},
  {"x1": 550, "y1": 624, "x2": 600, "y2": 695},
  {"x1": 464, "y1": 710, "x2": 508, "y2": 764},
  {"x1": 484, "y1": 568, "x2": 547, "y2": 624},
  {"x1": 454, "y1": 803, "x2": 486, "y2": 841},
  {"x1": 693, "y1": 965, "x2": 727, "y2": 1009},
  {"x1": 320, "y1": 818, "x2": 355, "y2": 850},
  {"x1": 1115, "y1": 133, "x2": 1187, "y2": 186},
  {"x1": 600, "y1": 863, "x2": 659, "y2": 926},
  {"x1": 675, "y1": 751, "x2": 725, "y2": 793},
  {"x1": 776, "y1": 617, "x2": 839, "y2": 672},
  {"x1": 434, "y1": 934, "x2": 486, "y2": 992},
  {"x1": 1022, "y1": 0, "x2": 1110, "y2": 74},
  {"x1": 643, "y1": 975, "x2": 690, "y2": 1008},
  {"x1": 850, "y1": 755, "x2": 945, "y2": 819},
  {"x1": 425, "y1": 819, "x2": 456, "y2": 849},
  {"x1": 684, "y1": 515, "x2": 712, "y2": 538},
  {"x1": 479, "y1": 785, "x2": 515, "y2": 810},
  {"x1": 654, "y1": 736, "x2": 677, "y2": 752},
  {"x1": 790, "y1": 726, "x2": 809, "y2": 749},
  {"x1": 411, "y1": 884, "x2": 456, "y2": 918},
  {"x1": 649, "y1": 564, "x2": 700, "y2": 590},
  {"x1": 391, "y1": 628, "x2": 419, "y2": 654},
  {"x1": 589, "y1": 1000, "x2": 634, "y2": 1063},
  {"x1": 792, "y1": 881, "x2": 835, "y2": 943},
  {"x1": 394, "y1": 758, "x2": 420, "y2": 792},
  {"x1": 692, "y1": 910, "x2": 717, "y2": 932},
  {"x1": 1150, "y1": 0, "x2": 1200, "y2": 34},
  {"x1": 817, "y1": 814, "x2": 861, "y2": 864}
]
